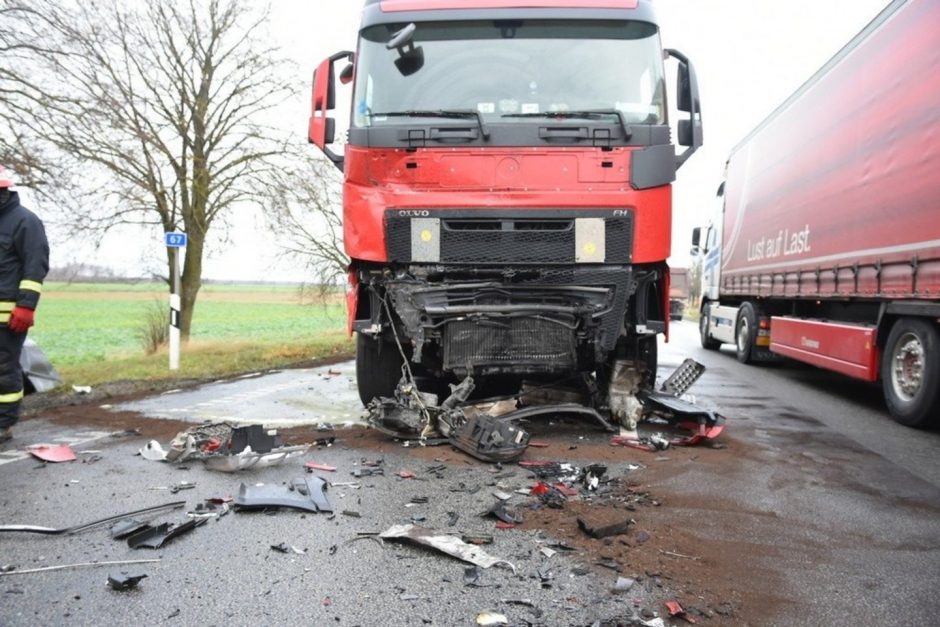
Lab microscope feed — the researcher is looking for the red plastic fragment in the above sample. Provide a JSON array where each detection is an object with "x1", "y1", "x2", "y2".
[
  {"x1": 28, "y1": 444, "x2": 77, "y2": 463},
  {"x1": 666, "y1": 600, "x2": 696, "y2": 623},
  {"x1": 554, "y1": 484, "x2": 578, "y2": 497},
  {"x1": 530, "y1": 482, "x2": 550, "y2": 495},
  {"x1": 495, "y1": 521, "x2": 516, "y2": 529},
  {"x1": 201, "y1": 437, "x2": 222, "y2": 453},
  {"x1": 528, "y1": 441, "x2": 550, "y2": 448},
  {"x1": 305, "y1": 462, "x2": 337, "y2": 472},
  {"x1": 397, "y1": 470, "x2": 416, "y2": 479},
  {"x1": 518, "y1": 460, "x2": 556, "y2": 467},
  {"x1": 323, "y1": 596, "x2": 332, "y2": 606}
]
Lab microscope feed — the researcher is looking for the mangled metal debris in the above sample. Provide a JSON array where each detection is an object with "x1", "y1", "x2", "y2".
[
  {"x1": 379, "y1": 524, "x2": 515, "y2": 571},
  {"x1": 0, "y1": 501, "x2": 186, "y2": 535},
  {"x1": 233, "y1": 476, "x2": 332, "y2": 513},
  {"x1": 139, "y1": 423, "x2": 308, "y2": 471},
  {"x1": 365, "y1": 357, "x2": 725, "y2": 462}
]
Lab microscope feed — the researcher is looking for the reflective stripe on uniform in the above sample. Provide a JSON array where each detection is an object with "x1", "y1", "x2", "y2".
[
  {"x1": 0, "y1": 301, "x2": 13, "y2": 312},
  {"x1": 19, "y1": 280, "x2": 42, "y2": 293},
  {"x1": 0, "y1": 313, "x2": 9, "y2": 323},
  {"x1": 0, "y1": 389, "x2": 24, "y2": 404}
]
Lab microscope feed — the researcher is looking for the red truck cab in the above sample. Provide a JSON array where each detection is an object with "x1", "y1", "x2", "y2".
[{"x1": 310, "y1": 0, "x2": 702, "y2": 421}]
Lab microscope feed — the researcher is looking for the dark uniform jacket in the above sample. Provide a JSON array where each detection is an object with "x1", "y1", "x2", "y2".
[{"x1": 0, "y1": 191, "x2": 49, "y2": 316}]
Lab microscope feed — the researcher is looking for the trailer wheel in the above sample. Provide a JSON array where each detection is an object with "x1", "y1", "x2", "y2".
[
  {"x1": 700, "y1": 303, "x2": 721, "y2": 350},
  {"x1": 355, "y1": 333, "x2": 404, "y2": 407},
  {"x1": 881, "y1": 318, "x2": 940, "y2": 428},
  {"x1": 735, "y1": 302, "x2": 759, "y2": 364}
]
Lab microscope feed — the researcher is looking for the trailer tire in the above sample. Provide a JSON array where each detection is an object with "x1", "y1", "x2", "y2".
[
  {"x1": 700, "y1": 303, "x2": 721, "y2": 350},
  {"x1": 355, "y1": 333, "x2": 404, "y2": 407},
  {"x1": 881, "y1": 318, "x2": 940, "y2": 428},
  {"x1": 735, "y1": 302, "x2": 759, "y2": 364}
]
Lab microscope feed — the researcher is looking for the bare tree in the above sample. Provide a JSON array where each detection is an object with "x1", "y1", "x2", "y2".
[
  {"x1": 0, "y1": 0, "x2": 294, "y2": 338},
  {"x1": 267, "y1": 150, "x2": 348, "y2": 286}
]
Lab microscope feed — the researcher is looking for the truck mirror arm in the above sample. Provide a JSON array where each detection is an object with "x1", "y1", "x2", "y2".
[{"x1": 666, "y1": 48, "x2": 703, "y2": 169}]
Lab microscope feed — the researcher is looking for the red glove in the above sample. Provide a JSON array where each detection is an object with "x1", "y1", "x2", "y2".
[{"x1": 9, "y1": 306, "x2": 34, "y2": 333}]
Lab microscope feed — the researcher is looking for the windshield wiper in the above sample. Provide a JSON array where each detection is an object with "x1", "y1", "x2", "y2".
[
  {"x1": 370, "y1": 109, "x2": 489, "y2": 140},
  {"x1": 502, "y1": 109, "x2": 632, "y2": 140}
]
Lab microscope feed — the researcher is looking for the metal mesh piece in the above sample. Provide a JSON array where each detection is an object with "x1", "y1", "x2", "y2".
[{"x1": 443, "y1": 318, "x2": 576, "y2": 371}]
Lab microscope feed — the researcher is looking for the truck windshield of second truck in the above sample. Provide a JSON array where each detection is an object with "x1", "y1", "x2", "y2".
[{"x1": 354, "y1": 19, "x2": 665, "y2": 129}]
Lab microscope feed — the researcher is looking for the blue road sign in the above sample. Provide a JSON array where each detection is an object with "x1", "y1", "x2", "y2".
[{"x1": 165, "y1": 232, "x2": 187, "y2": 248}]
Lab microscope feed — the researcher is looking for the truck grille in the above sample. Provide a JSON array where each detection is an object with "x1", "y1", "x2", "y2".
[
  {"x1": 385, "y1": 209, "x2": 633, "y2": 264},
  {"x1": 443, "y1": 317, "x2": 576, "y2": 371}
]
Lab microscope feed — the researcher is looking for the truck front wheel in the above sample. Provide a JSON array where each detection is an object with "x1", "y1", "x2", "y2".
[
  {"x1": 355, "y1": 333, "x2": 405, "y2": 407},
  {"x1": 881, "y1": 318, "x2": 940, "y2": 428},
  {"x1": 700, "y1": 303, "x2": 721, "y2": 350}
]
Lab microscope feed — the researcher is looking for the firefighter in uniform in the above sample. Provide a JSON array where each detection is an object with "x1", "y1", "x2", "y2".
[{"x1": 0, "y1": 165, "x2": 49, "y2": 442}]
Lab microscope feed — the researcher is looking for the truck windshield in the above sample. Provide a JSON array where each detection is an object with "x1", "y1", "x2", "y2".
[{"x1": 353, "y1": 20, "x2": 665, "y2": 129}]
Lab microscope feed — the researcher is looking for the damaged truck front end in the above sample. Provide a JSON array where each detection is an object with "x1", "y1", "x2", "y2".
[{"x1": 310, "y1": 1, "x2": 707, "y2": 457}]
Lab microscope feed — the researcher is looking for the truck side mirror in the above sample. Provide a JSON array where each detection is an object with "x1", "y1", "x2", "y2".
[
  {"x1": 666, "y1": 48, "x2": 703, "y2": 169},
  {"x1": 309, "y1": 50, "x2": 354, "y2": 170},
  {"x1": 691, "y1": 227, "x2": 701, "y2": 248},
  {"x1": 339, "y1": 63, "x2": 354, "y2": 85}
]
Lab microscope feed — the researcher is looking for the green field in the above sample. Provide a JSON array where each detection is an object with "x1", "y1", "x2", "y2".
[{"x1": 29, "y1": 282, "x2": 353, "y2": 385}]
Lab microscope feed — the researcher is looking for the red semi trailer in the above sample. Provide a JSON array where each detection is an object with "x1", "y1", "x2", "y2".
[
  {"x1": 694, "y1": 0, "x2": 940, "y2": 427},
  {"x1": 308, "y1": 0, "x2": 704, "y2": 433}
]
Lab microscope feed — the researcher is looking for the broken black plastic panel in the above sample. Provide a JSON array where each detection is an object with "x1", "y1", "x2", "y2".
[
  {"x1": 126, "y1": 518, "x2": 207, "y2": 550},
  {"x1": 107, "y1": 572, "x2": 148, "y2": 591},
  {"x1": 233, "y1": 476, "x2": 332, "y2": 514}
]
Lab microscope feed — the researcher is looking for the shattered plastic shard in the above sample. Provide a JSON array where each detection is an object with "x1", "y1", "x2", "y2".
[
  {"x1": 126, "y1": 518, "x2": 207, "y2": 549},
  {"x1": 139, "y1": 440, "x2": 168, "y2": 461},
  {"x1": 379, "y1": 524, "x2": 515, "y2": 571},
  {"x1": 475, "y1": 611, "x2": 509, "y2": 625},
  {"x1": 107, "y1": 572, "x2": 147, "y2": 591},
  {"x1": 28, "y1": 444, "x2": 76, "y2": 463}
]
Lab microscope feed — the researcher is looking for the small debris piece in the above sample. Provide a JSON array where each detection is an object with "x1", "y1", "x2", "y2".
[
  {"x1": 0, "y1": 565, "x2": 15, "y2": 573},
  {"x1": 314, "y1": 436, "x2": 336, "y2": 447},
  {"x1": 483, "y1": 501, "x2": 523, "y2": 524},
  {"x1": 528, "y1": 441, "x2": 549, "y2": 448},
  {"x1": 492, "y1": 490, "x2": 512, "y2": 501},
  {"x1": 341, "y1": 510, "x2": 361, "y2": 518},
  {"x1": 462, "y1": 534, "x2": 494, "y2": 545},
  {"x1": 28, "y1": 445, "x2": 76, "y2": 463},
  {"x1": 446, "y1": 512, "x2": 460, "y2": 527},
  {"x1": 352, "y1": 468, "x2": 384, "y2": 478},
  {"x1": 270, "y1": 543, "x2": 291, "y2": 553},
  {"x1": 234, "y1": 477, "x2": 332, "y2": 513},
  {"x1": 637, "y1": 530, "x2": 651, "y2": 544},
  {"x1": 305, "y1": 462, "x2": 337, "y2": 472},
  {"x1": 398, "y1": 471, "x2": 417, "y2": 479},
  {"x1": 72, "y1": 385, "x2": 92, "y2": 394},
  {"x1": 612, "y1": 577, "x2": 635, "y2": 593},
  {"x1": 539, "y1": 547, "x2": 556, "y2": 559},
  {"x1": 640, "y1": 619, "x2": 665, "y2": 627},
  {"x1": 667, "y1": 600, "x2": 696, "y2": 623},
  {"x1": 399, "y1": 593, "x2": 419, "y2": 601},
  {"x1": 379, "y1": 524, "x2": 515, "y2": 570},
  {"x1": 0, "y1": 559, "x2": 160, "y2": 577},
  {"x1": 495, "y1": 522, "x2": 515, "y2": 529},
  {"x1": 476, "y1": 612, "x2": 509, "y2": 626},
  {"x1": 577, "y1": 514, "x2": 633, "y2": 539},
  {"x1": 410, "y1": 496, "x2": 429, "y2": 504},
  {"x1": 107, "y1": 572, "x2": 147, "y2": 591}
]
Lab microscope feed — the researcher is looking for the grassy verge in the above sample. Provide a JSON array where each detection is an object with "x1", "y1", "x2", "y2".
[
  {"x1": 29, "y1": 281, "x2": 354, "y2": 389},
  {"x1": 57, "y1": 332, "x2": 354, "y2": 388}
]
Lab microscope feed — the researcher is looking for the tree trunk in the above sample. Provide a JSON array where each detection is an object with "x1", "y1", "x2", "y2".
[{"x1": 178, "y1": 232, "x2": 204, "y2": 341}]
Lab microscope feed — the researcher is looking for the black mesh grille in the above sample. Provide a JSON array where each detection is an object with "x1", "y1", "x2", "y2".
[
  {"x1": 385, "y1": 209, "x2": 633, "y2": 264},
  {"x1": 443, "y1": 318, "x2": 576, "y2": 371}
]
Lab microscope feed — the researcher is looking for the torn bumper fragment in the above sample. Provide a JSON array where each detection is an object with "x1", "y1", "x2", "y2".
[{"x1": 233, "y1": 476, "x2": 332, "y2": 514}]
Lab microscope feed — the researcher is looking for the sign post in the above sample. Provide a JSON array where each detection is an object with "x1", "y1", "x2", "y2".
[{"x1": 164, "y1": 232, "x2": 187, "y2": 370}]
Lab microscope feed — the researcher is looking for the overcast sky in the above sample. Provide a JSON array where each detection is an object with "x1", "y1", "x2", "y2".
[{"x1": 46, "y1": 0, "x2": 889, "y2": 280}]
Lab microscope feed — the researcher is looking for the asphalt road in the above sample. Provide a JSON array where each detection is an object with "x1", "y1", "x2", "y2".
[{"x1": 1, "y1": 322, "x2": 938, "y2": 626}]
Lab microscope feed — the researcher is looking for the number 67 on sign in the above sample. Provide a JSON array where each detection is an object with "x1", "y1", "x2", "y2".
[{"x1": 165, "y1": 232, "x2": 187, "y2": 247}]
